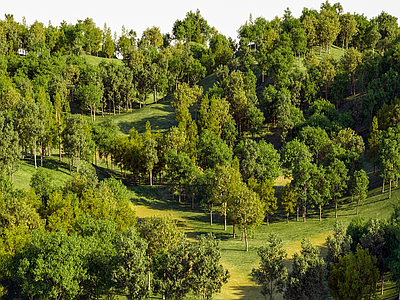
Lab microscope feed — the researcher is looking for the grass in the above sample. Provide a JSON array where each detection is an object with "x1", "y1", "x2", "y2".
[
  {"x1": 81, "y1": 54, "x2": 124, "y2": 67},
  {"x1": 90, "y1": 100, "x2": 177, "y2": 135}
]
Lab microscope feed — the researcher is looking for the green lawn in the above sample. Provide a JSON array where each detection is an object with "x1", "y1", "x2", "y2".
[{"x1": 81, "y1": 54, "x2": 124, "y2": 67}]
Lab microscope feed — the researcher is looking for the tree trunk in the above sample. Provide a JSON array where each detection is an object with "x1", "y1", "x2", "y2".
[
  {"x1": 224, "y1": 213, "x2": 227, "y2": 231},
  {"x1": 178, "y1": 182, "x2": 181, "y2": 202},
  {"x1": 319, "y1": 205, "x2": 322, "y2": 221},
  {"x1": 149, "y1": 169, "x2": 152, "y2": 186},
  {"x1": 209, "y1": 203, "x2": 213, "y2": 225},
  {"x1": 389, "y1": 179, "x2": 392, "y2": 199},
  {"x1": 335, "y1": 200, "x2": 338, "y2": 218},
  {"x1": 266, "y1": 212, "x2": 269, "y2": 225},
  {"x1": 244, "y1": 223, "x2": 248, "y2": 252},
  {"x1": 192, "y1": 194, "x2": 194, "y2": 209},
  {"x1": 382, "y1": 180, "x2": 385, "y2": 193},
  {"x1": 357, "y1": 196, "x2": 359, "y2": 215},
  {"x1": 286, "y1": 214, "x2": 289, "y2": 224},
  {"x1": 233, "y1": 220, "x2": 236, "y2": 238},
  {"x1": 34, "y1": 140, "x2": 37, "y2": 168},
  {"x1": 381, "y1": 273, "x2": 384, "y2": 295}
]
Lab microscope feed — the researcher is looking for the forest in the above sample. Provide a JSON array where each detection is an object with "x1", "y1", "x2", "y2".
[{"x1": 1, "y1": 1, "x2": 400, "y2": 299}]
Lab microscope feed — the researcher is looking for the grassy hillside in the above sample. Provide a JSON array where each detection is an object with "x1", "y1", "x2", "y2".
[
  {"x1": 89, "y1": 100, "x2": 177, "y2": 135},
  {"x1": 12, "y1": 149, "x2": 400, "y2": 300},
  {"x1": 81, "y1": 54, "x2": 124, "y2": 66}
]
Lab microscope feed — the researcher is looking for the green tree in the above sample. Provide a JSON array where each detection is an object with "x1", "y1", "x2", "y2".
[
  {"x1": 339, "y1": 13, "x2": 358, "y2": 50},
  {"x1": 252, "y1": 233, "x2": 288, "y2": 300},
  {"x1": 162, "y1": 239, "x2": 192, "y2": 300},
  {"x1": 328, "y1": 245, "x2": 379, "y2": 300},
  {"x1": 75, "y1": 82, "x2": 103, "y2": 122},
  {"x1": 325, "y1": 221, "x2": 352, "y2": 269},
  {"x1": 284, "y1": 239, "x2": 326, "y2": 300},
  {"x1": 319, "y1": 56, "x2": 336, "y2": 99},
  {"x1": 232, "y1": 183, "x2": 264, "y2": 251},
  {"x1": 317, "y1": 9, "x2": 340, "y2": 54},
  {"x1": 137, "y1": 215, "x2": 184, "y2": 294},
  {"x1": 113, "y1": 228, "x2": 148, "y2": 300},
  {"x1": 367, "y1": 116, "x2": 380, "y2": 173},
  {"x1": 327, "y1": 158, "x2": 349, "y2": 218},
  {"x1": 0, "y1": 113, "x2": 20, "y2": 182},
  {"x1": 197, "y1": 130, "x2": 232, "y2": 170},
  {"x1": 144, "y1": 138, "x2": 158, "y2": 186},
  {"x1": 62, "y1": 114, "x2": 94, "y2": 174},
  {"x1": 340, "y1": 48, "x2": 362, "y2": 95},
  {"x1": 190, "y1": 233, "x2": 229, "y2": 300},
  {"x1": 351, "y1": 169, "x2": 369, "y2": 215},
  {"x1": 248, "y1": 177, "x2": 277, "y2": 226},
  {"x1": 379, "y1": 126, "x2": 400, "y2": 198},
  {"x1": 12, "y1": 230, "x2": 88, "y2": 300},
  {"x1": 280, "y1": 183, "x2": 297, "y2": 224},
  {"x1": 360, "y1": 219, "x2": 387, "y2": 295}
]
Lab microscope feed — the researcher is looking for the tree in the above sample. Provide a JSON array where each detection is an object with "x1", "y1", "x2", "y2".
[
  {"x1": 309, "y1": 165, "x2": 330, "y2": 221},
  {"x1": 113, "y1": 228, "x2": 148, "y2": 300},
  {"x1": 12, "y1": 230, "x2": 89, "y2": 300},
  {"x1": 137, "y1": 215, "x2": 184, "y2": 293},
  {"x1": 292, "y1": 156, "x2": 316, "y2": 222},
  {"x1": 248, "y1": 177, "x2": 277, "y2": 226},
  {"x1": 62, "y1": 114, "x2": 94, "y2": 174},
  {"x1": 165, "y1": 150, "x2": 197, "y2": 203},
  {"x1": 144, "y1": 138, "x2": 158, "y2": 186},
  {"x1": 232, "y1": 183, "x2": 264, "y2": 251},
  {"x1": 207, "y1": 161, "x2": 242, "y2": 230},
  {"x1": 190, "y1": 233, "x2": 230, "y2": 300},
  {"x1": 162, "y1": 239, "x2": 192, "y2": 300},
  {"x1": 280, "y1": 183, "x2": 297, "y2": 224},
  {"x1": 351, "y1": 169, "x2": 369, "y2": 215},
  {"x1": 75, "y1": 82, "x2": 103, "y2": 122},
  {"x1": 328, "y1": 245, "x2": 379, "y2": 300},
  {"x1": 142, "y1": 26, "x2": 163, "y2": 48},
  {"x1": 317, "y1": 9, "x2": 340, "y2": 54},
  {"x1": 252, "y1": 233, "x2": 288, "y2": 300},
  {"x1": 93, "y1": 118, "x2": 119, "y2": 169},
  {"x1": 197, "y1": 130, "x2": 232, "y2": 170},
  {"x1": 299, "y1": 126, "x2": 330, "y2": 163},
  {"x1": 379, "y1": 126, "x2": 400, "y2": 198},
  {"x1": 325, "y1": 221, "x2": 352, "y2": 269},
  {"x1": 14, "y1": 100, "x2": 46, "y2": 169},
  {"x1": 319, "y1": 56, "x2": 336, "y2": 99},
  {"x1": 339, "y1": 13, "x2": 358, "y2": 50},
  {"x1": 360, "y1": 219, "x2": 387, "y2": 295},
  {"x1": 367, "y1": 116, "x2": 380, "y2": 173},
  {"x1": 172, "y1": 9, "x2": 211, "y2": 43},
  {"x1": 340, "y1": 48, "x2": 362, "y2": 95},
  {"x1": 284, "y1": 239, "x2": 326, "y2": 300},
  {"x1": 75, "y1": 215, "x2": 118, "y2": 299},
  {"x1": 0, "y1": 113, "x2": 20, "y2": 182},
  {"x1": 327, "y1": 158, "x2": 349, "y2": 218}
]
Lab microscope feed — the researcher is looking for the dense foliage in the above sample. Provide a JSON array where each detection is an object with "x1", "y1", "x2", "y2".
[{"x1": 1, "y1": 1, "x2": 400, "y2": 298}]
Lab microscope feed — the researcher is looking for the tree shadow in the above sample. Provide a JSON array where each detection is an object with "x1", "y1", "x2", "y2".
[{"x1": 22, "y1": 156, "x2": 71, "y2": 176}]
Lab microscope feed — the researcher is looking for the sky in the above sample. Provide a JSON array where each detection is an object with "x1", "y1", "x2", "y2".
[{"x1": 2, "y1": 0, "x2": 400, "y2": 40}]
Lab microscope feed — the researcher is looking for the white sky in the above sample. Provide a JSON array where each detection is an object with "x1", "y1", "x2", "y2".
[{"x1": 2, "y1": 0, "x2": 400, "y2": 40}]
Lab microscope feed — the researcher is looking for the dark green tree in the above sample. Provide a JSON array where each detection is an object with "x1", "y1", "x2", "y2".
[{"x1": 252, "y1": 233, "x2": 288, "y2": 300}]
